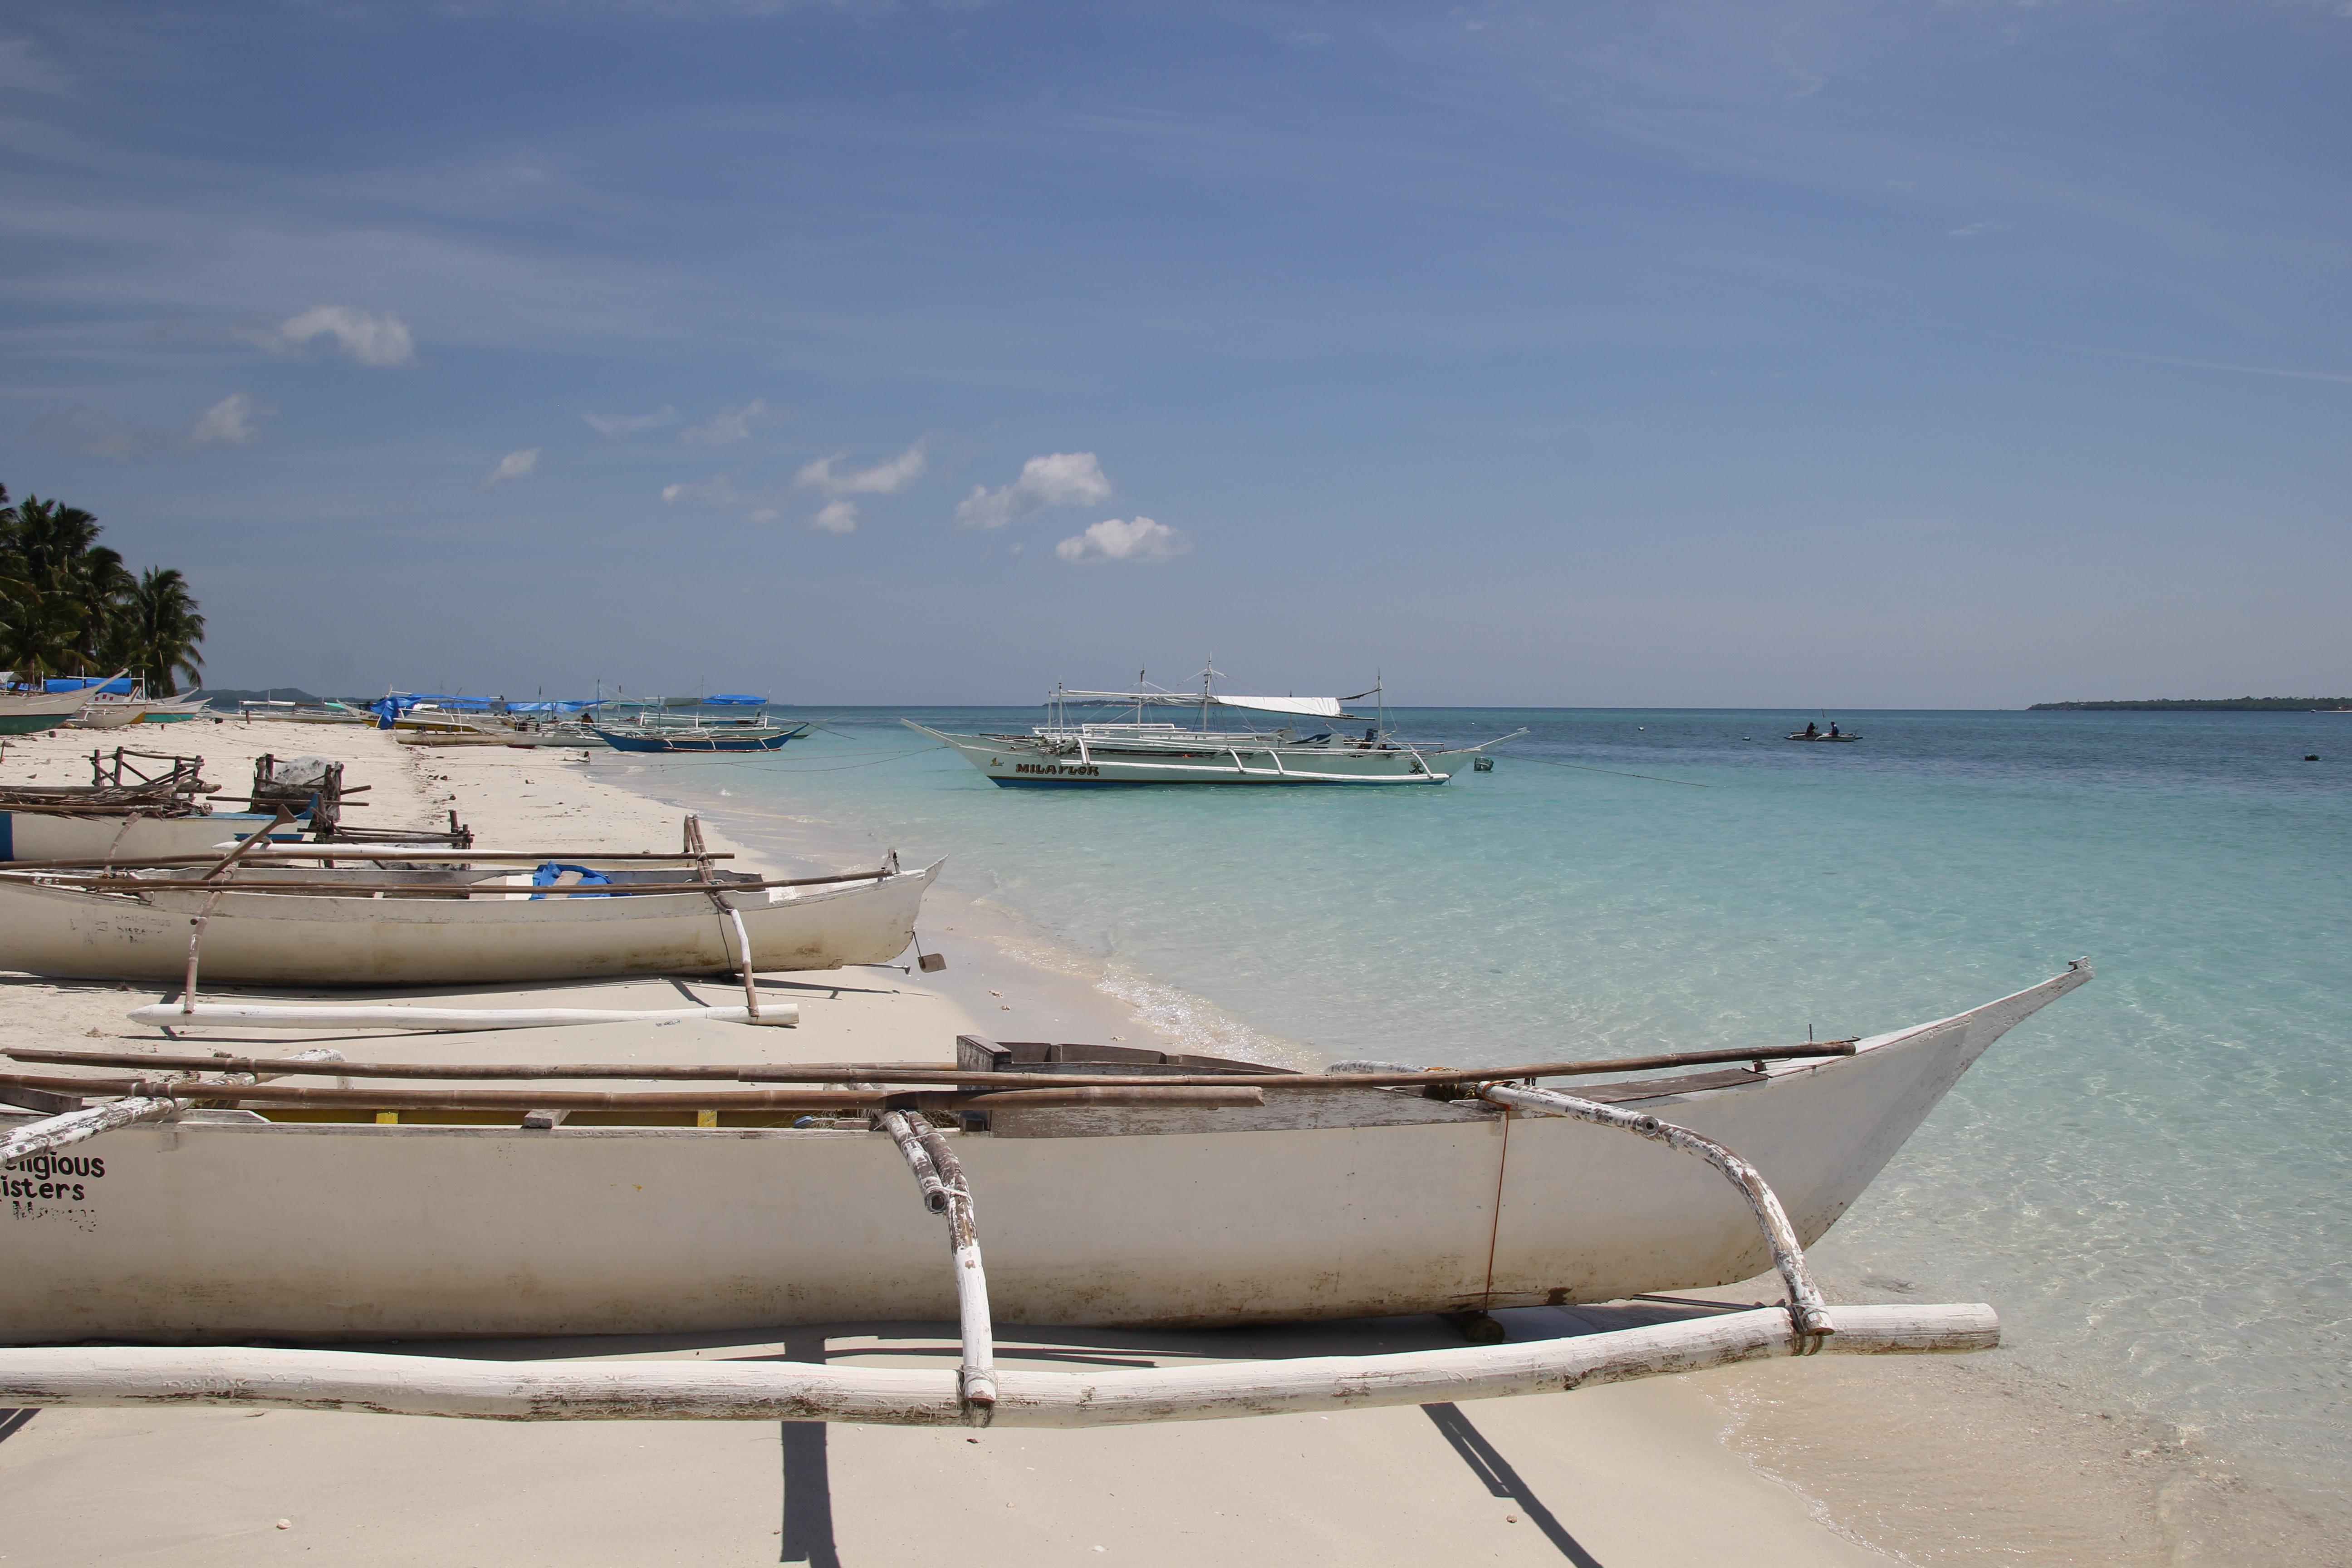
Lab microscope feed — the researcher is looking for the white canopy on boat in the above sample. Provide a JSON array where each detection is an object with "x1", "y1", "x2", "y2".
[{"x1": 1058, "y1": 690, "x2": 1360, "y2": 718}]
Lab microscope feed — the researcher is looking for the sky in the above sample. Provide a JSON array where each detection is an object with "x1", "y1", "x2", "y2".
[{"x1": 2, "y1": 0, "x2": 2348, "y2": 706}]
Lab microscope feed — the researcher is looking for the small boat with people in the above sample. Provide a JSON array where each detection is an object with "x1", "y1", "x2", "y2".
[
  {"x1": 0, "y1": 963, "x2": 2088, "y2": 1429},
  {"x1": 909, "y1": 667, "x2": 1522, "y2": 786},
  {"x1": 1787, "y1": 720, "x2": 1859, "y2": 742}
]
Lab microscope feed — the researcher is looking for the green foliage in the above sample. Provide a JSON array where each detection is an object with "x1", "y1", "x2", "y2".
[
  {"x1": 0, "y1": 484, "x2": 204, "y2": 692},
  {"x1": 106, "y1": 567, "x2": 207, "y2": 696}
]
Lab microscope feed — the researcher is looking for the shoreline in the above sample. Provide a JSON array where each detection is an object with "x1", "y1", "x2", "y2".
[{"x1": 0, "y1": 722, "x2": 2331, "y2": 1564}]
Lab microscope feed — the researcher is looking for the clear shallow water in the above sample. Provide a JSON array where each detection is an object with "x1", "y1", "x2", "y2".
[{"x1": 698, "y1": 707, "x2": 2352, "y2": 1498}]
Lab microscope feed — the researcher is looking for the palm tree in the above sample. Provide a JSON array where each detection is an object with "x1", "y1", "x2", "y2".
[
  {"x1": 108, "y1": 566, "x2": 206, "y2": 695},
  {"x1": 0, "y1": 493, "x2": 133, "y2": 679}
]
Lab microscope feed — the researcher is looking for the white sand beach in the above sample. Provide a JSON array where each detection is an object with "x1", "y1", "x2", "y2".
[{"x1": 0, "y1": 720, "x2": 2316, "y2": 1566}]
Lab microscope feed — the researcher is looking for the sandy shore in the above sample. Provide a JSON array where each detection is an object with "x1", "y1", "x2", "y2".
[{"x1": 0, "y1": 720, "x2": 2320, "y2": 1566}]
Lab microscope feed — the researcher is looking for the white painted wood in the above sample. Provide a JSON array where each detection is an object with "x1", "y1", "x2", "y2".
[
  {"x1": 0, "y1": 969, "x2": 2089, "y2": 1343},
  {"x1": 0, "y1": 812, "x2": 292, "y2": 866},
  {"x1": 0, "y1": 859, "x2": 940, "y2": 985},
  {"x1": 1481, "y1": 1083, "x2": 1833, "y2": 1337},
  {"x1": 124, "y1": 1003, "x2": 799, "y2": 1031},
  {"x1": 0, "y1": 1304, "x2": 1998, "y2": 1427},
  {"x1": 0, "y1": 1094, "x2": 189, "y2": 1163}
]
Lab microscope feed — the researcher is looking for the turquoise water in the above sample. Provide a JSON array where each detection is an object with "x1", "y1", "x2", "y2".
[{"x1": 690, "y1": 707, "x2": 2352, "y2": 1498}]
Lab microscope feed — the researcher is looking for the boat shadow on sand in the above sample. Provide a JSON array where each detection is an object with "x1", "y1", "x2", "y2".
[{"x1": 372, "y1": 1301, "x2": 1731, "y2": 1565}]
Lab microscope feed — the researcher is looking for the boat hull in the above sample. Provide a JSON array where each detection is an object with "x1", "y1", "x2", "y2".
[
  {"x1": 0, "y1": 693, "x2": 89, "y2": 736},
  {"x1": 0, "y1": 812, "x2": 299, "y2": 865},
  {"x1": 908, "y1": 723, "x2": 1484, "y2": 785},
  {"x1": 0, "y1": 861, "x2": 938, "y2": 985},
  {"x1": 0, "y1": 968, "x2": 2087, "y2": 1343},
  {"x1": 592, "y1": 727, "x2": 805, "y2": 754}
]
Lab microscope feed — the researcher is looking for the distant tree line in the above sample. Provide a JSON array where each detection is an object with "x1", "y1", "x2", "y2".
[
  {"x1": 2028, "y1": 698, "x2": 2351, "y2": 711},
  {"x1": 0, "y1": 484, "x2": 207, "y2": 695}
]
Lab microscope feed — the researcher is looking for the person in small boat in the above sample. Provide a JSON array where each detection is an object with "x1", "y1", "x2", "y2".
[
  {"x1": 1803, "y1": 721, "x2": 1818, "y2": 738},
  {"x1": 1828, "y1": 722, "x2": 1840, "y2": 738}
]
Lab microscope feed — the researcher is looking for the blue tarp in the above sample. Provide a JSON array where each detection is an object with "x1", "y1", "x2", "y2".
[
  {"x1": 44, "y1": 677, "x2": 134, "y2": 695},
  {"x1": 377, "y1": 692, "x2": 600, "y2": 718},
  {"x1": 704, "y1": 694, "x2": 767, "y2": 705},
  {"x1": 529, "y1": 862, "x2": 612, "y2": 900}
]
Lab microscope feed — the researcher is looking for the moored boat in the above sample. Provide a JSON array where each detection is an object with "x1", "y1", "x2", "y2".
[
  {"x1": 912, "y1": 670, "x2": 1521, "y2": 786},
  {"x1": 0, "y1": 964, "x2": 2087, "y2": 1344},
  {"x1": 592, "y1": 720, "x2": 810, "y2": 754}
]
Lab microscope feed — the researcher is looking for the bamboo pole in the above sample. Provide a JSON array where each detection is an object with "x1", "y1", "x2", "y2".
[
  {"x1": 0, "y1": 1092, "x2": 195, "y2": 1164},
  {"x1": 0, "y1": 868, "x2": 895, "y2": 897},
  {"x1": 1481, "y1": 1083, "x2": 1834, "y2": 1338},
  {"x1": 684, "y1": 814, "x2": 763, "y2": 1023},
  {"x1": 0, "y1": 1304, "x2": 2000, "y2": 1427},
  {"x1": 0, "y1": 851, "x2": 738, "y2": 871},
  {"x1": 5, "y1": 1042, "x2": 1859, "y2": 1088},
  {"x1": 0, "y1": 1071, "x2": 1265, "y2": 1115},
  {"x1": 122, "y1": 1002, "x2": 799, "y2": 1032},
  {"x1": 877, "y1": 1109, "x2": 997, "y2": 1417}
]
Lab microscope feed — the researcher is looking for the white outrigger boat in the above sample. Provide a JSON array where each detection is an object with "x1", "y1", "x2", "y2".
[
  {"x1": 909, "y1": 670, "x2": 1523, "y2": 786},
  {"x1": 0, "y1": 964, "x2": 2087, "y2": 1428},
  {"x1": 0, "y1": 844, "x2": 940, "y2": 986},
  {"x1": 0, "y1": 684, "x2": 96, "y2": 735}
]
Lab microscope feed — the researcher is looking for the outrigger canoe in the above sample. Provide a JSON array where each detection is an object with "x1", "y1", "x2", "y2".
[
  {"x1": 0, "y1": 964, "x2": 2088, "y2": 1351},
  {"x1": 0, "y1": 854, "x2": 940, "y2": 986}
]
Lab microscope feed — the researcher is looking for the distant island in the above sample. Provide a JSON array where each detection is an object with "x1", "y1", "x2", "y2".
[{"x1": 2029, "y1": 698, "x2": 2352, "y2": 711}]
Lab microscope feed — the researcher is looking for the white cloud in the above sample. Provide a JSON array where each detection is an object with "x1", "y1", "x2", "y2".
[
  {"x1": 809, "y1": 499, "x2": 859, "y2": 534},
  {"x1": 682, "y1": 398, "x2": 779, "y2": 446},
  {"x1": 262, "y1": 304, "x2": 416, "y2": 366},
  {"x1": 796, "y1": 441, "x2": 926, "y2": 497},
  {"x1": 954, "y1": 451, "x2": 1113, "y2": 529},
  {"x1": 661, "y1": 473, "x2": 754, "y2": 506},
  {"x1": 182, "y1": 392, "x2": 272, "y2": 448},
  {"x1": 484, "y1": 447, "x2": 541, "y2": 486},
  {"x1": 1054, "y1": 516, "x2": 1191, "y2": 566},
  {"x1": 582, "y1": 407, "x2": 677, "y2": 436}
]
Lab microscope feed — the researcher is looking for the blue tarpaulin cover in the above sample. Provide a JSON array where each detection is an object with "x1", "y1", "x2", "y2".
[
  {"x1": 529, "y1": 862, "x2": 612, "y2": 900},
  {"x1": 703, "y1": 694, "x2": 767, "y2": 705},
  {"x1": 44, "y1": 677, "x2": 134, "y2": 695}
]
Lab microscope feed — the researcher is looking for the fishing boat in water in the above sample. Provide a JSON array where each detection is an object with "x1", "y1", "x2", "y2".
[
  {"x1": 0, "y1": 846, "x2": 938, "y2": 985},
  {"x1": 593, "y1": 721, "x2": 810, "y2": 754},
  {"x1": 910, "y1": 670, "x2": 1521, "y2": 786},
  {"x1": 0, "y1": 964, "x2": 2087, "y2": 1430}
]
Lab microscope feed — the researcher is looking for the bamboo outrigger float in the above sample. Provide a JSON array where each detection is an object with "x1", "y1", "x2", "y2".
[{"x1": 0, "y1": 964, "x2": 2090, "y2": 1426}]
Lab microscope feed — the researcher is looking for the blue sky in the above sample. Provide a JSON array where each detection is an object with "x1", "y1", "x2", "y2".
[{"x1": 3, "y1": 0, "x2": 2347, "y2": 705}]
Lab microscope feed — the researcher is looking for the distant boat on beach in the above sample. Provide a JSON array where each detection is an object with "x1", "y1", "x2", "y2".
[{"x1": 909, "y1": 668, "x2": 1522, "y2": 786}]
